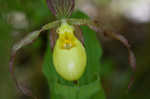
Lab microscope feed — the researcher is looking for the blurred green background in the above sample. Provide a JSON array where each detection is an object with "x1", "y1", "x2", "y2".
[{"x1": 0, "y1": 0, "x2": 150, "y2": 99}]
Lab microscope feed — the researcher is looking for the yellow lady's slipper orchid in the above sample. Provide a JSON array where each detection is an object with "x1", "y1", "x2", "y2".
[{"x1": 53, "y1": 22, "x2": 87, "y2": 81}]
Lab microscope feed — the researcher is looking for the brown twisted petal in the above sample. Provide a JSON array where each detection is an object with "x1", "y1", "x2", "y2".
[
  {"x1": 49, "y1": 29, "x2": 58, "y2": 51},
  {"x1": 88, "y1": 21, "x2": 136, "y2": 89},
  {"x1": 74, "y1": 26, "x2": 85, "y2": 46},
  {"x1": 103, "y1": 31, "x2": 136, "y2": 71},
  {"x1": 10, "y1": 50, "x2": 37, "y2": 99},
  {"x1": 88, "y1": 20, "x2": 136, "y2": 72},
  {"x1": 46, "y1": 0, "x2": 75, "y2": 17},
  {"x1": 9, "y1": 30, "x2": 42, "y2": 99},
  {"x1": 103, "y1": 31, "x2": 136, "y2": 89}
]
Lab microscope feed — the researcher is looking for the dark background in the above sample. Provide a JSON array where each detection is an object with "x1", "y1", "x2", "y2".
[{"x1": 0, "y1": 0, "x2": 150, "y2": 99}]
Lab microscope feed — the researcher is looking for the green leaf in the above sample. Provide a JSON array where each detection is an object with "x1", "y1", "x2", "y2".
[{"x1": 42, "y1": 11, "x2": 106, "y2": 99}]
